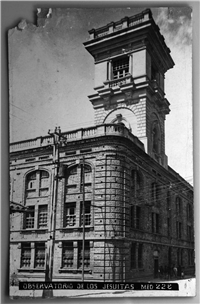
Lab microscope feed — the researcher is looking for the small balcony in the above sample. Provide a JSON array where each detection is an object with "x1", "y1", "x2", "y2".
[{"x1": 104, "y1": 74, "x2": 133, "y2": 88}]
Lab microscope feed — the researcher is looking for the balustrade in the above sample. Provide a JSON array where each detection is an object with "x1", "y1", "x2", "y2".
[
  {"x1": 10, "y1": 123, "x2": 144, "y2": 152},
  {"x1": 92, "y1": 10, "x2": 150, "y2": 39}
]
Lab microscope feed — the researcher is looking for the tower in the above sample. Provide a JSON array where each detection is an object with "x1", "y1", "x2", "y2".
[{"x1": 84, "y1": 9, "x2": 174, "y2": 168}]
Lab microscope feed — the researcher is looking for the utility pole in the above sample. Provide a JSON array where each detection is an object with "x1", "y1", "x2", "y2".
[
  {"x1": 81, "y1": 156, "x2": 85, "y2": 282},
  {"x1": 43, "y1": 126, "x2": 66, "y2": 298}
]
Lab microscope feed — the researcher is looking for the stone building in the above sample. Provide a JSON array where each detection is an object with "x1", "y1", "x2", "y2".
[{"x1": 10, "y1": 9, "x2": 195, "y2": 285}]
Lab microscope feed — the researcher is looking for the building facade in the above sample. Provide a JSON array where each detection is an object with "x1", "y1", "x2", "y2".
[{"x1": 10, "y1": 9, "x2": 195, "y2": 285}]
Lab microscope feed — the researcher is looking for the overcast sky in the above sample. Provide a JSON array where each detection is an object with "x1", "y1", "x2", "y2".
[{"x1": 8, "y1": 6, "x2": 193, "y2": 184}]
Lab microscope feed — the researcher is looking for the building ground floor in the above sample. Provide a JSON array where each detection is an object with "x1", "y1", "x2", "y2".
[{"x1": 10, "y1": 237, "x2": 195, "y2": 286}]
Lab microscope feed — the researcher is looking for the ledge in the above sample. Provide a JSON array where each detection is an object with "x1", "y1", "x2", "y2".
[
  {"x1": 18, "y1": 268, "x2": 45, "y2": 272},
  {"x1": 59, "y1": 268, "x2": 92, "y2": 274},
  {"x1": 20, "y1": 229, "x2": 48, "y2": 233},
  {"x1": 10, "y1": 124, "x2": 145, "y2": 153}
]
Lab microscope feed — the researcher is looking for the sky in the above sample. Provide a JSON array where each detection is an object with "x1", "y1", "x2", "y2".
[{"x1": 7, "y1": 5, "x2": 193, "y2": 184}]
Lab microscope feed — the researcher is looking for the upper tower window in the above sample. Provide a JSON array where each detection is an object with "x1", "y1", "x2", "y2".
[{"x1": 112, "y1": 57, "x2": 129, "y2": 79}]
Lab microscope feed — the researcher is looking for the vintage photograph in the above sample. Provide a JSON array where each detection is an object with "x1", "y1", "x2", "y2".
[{"x1": 8, "y1": 5, "x2": 195, "y2": 298}]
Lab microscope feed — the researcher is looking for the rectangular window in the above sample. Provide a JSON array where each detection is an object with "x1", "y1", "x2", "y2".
[
  {"x1": 136, "y1": 206, "x2": 141, "y2": 229},
  {"x1": 38, "y1": 205, "x2": 48, "y2": 228},
  {"x1": 78, "y1": 241, "x2": 90, "y2": 269},
  {"x1": 187, "y1": 225, "x2": 192, "y2": 240},
  {"x1": 138, "y1": 244, "x2": 143, "y2": 268},
  {"x1": 167, "y1": 217, "x2": 171, "y2": 236},
  {"x1": 156, "y1": 213, "x2": 159, "y2": 233},
  {"x1": 130, "y1": 205, "x2": 141, "y2": 230},
  {"x1": 26, "y1": 172, "x2": 37, "y2": 198},
  {"x1": 21, "y1": 243, "x2": 31, "y2": 268},
  {"x1": 130, "y1": 205, "x2": 134, "y2": 228},
  {"x1": 179, "y1": 222, "x2": 182, "y2": 239},
  {"x1": 188, "y1": 249, "x2": 193, "y2": 266},
  {"x1": 25, "y1": 206, "x2": 35, "y2": 229},
  {"x1": 35, "y1": 243, "x2": 45, "y2": 268},
  {"x1": 112, "y1": 57, "x2": 129, "y2": 79},
  {"x1": 130, "y1": 243, "x2": 136, "y2": 269},
  {"x1": 64, "y1": 203, "x2": 76, "y2": 227},
  {"x1": 39, "y1": 171, "x2": 49, "y2": 196},
  {"x1": 27, "y1": 172, "x2": 36, "y2": 189},
  {"x1": 62, "y1": 242, "x2": 74, "y2": 268},
  {"x1": 152, "y1": 212, "x2": 154, "y2": 233},
  {"x1": 176, "y1": 221, "x2": 182, "y2": 239},
  {"x1": 80, "y1": 202, "x2": 91, "y2": 226},
  {"x1": 187, "y1": 204, "x2": 192, "y2": 221},
  {"x1": 152, "y1": 212, "x2": 159, "y2": 233}
]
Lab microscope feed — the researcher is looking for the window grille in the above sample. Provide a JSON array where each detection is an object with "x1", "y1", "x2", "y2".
[
  {"x1": 38, "y1": 205, "x2": 48, "y2": 228},
  {"x1": 80, "y1": 202, "x2": 91, "y2": 226},
  {"x1": 25, "y1": 207, "x2": 35, "y2": 229},
  {"x1": 64, "y1": 203, "x2": 76, "y2": 227},
  {"x1": 112, "y1": 57, "x2": 129, "y2": 79},
  {"x1": 62, "y1": 242, "x2": 74, "y2": 268},
  {"x1": 21, "y1": 243, "x2": 31, "y2": 268},
  {"x1": 78, "y1": 241, "x2": 90, "y2": 268},
  {"x1": 35, "y1": 243, "x2": 45, "y2": 268}
]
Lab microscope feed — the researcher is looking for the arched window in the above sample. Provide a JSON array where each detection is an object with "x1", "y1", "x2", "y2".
[
  {"x1": 24, "y1": 170, "x2": 50, "y2": 230},
  {"x1": 64, "y1": 163, "x2": 93, "y2": 229},
  {"x1": 25, "y1": 170, "x2": 49, "y2": 198},
  {"x1": 66, "y1": 165, "x2": 79, "y2": 187}
]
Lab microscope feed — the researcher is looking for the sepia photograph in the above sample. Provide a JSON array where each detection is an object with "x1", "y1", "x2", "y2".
[{"x1": 6, "y1": 3, "x2": 197, "y2": 299}]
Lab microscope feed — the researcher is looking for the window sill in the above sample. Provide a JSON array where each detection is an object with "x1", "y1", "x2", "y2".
[
  {"x1": 61, "y1": 226, "x2": 94, "y2": 231},
  {"x1": 18, "y1": 268, "x2": 45, "y2": 272},
  {"x1": 26, "y1": 196, "x2": 49, "y2": 199},
  {"x1": 59, "y1": 268, "x2": 92, "y2": 274},
  {"x1": 20, "y1": 228, "x2": 48, "y2": 233}
]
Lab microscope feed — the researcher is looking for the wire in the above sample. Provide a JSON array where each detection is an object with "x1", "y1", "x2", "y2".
[{"x1": 10, "y1": 101, "x2": 192, "y2": 132}]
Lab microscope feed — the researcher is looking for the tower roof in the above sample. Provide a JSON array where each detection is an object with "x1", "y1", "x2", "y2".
[{"x1": 84, "y1": 8, "x2": 174, "y2": 73}]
